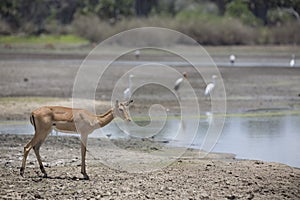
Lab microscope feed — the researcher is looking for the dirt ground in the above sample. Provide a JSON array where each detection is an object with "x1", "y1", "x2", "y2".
[
  {"x1": 1, "y1": 134, "x2": 299, "y2": 199},
  {"x1": 0, "y1": 48, "x2": 300, "y2": 199},
  {"x1": 0, "y1": 50, "x2": 300, "y2": 120}
]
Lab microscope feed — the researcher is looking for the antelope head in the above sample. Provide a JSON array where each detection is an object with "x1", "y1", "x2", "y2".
[{"x1": 114, "y1": 99, "x2": 133, "y2": 122}]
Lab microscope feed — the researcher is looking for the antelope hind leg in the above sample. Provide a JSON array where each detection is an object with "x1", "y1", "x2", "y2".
[
  {"x1": 33, "y1": 141, "x2": 47, "y2": 178},
  {"x1": 20, "y1": 137, "x2": 38, "y2": 176}
]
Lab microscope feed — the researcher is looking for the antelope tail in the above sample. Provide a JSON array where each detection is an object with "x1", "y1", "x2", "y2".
[{"x1": 30, "y1": 114, "x2": 37, "y2": 132}]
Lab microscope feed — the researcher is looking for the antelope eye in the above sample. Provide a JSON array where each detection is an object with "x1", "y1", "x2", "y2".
[{"x1": 119, "y1": 108, "x2": 123, "y2": 112}]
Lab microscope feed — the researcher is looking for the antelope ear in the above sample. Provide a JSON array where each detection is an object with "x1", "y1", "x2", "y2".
[
  {"x1": 126, "y1": 99, "x2": 133, "y2": 106},
  {"x1": 115, "y1": 100, "x2": 119, "y2": 108}
]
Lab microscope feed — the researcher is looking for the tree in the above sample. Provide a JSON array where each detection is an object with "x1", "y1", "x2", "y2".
[
  {"x1": 225, "y1": 0, "x2": 261, "y2": 26},
  {"x1": 211, "y1": 0, "x2": 231, "y2": 15},
  {"x1": 135, "y1": 0, "x2": 157, "y2": 16}
]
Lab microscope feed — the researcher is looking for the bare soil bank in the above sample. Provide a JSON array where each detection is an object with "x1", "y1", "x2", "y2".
[
  {"x1": 0, "y1": 51, "x2": 300, "y2": 120},
  {"x1": 0, "y1": 134, "x2": 299, "y2": 199}
]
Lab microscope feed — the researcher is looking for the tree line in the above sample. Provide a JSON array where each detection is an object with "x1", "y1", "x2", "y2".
[{"x1": 0, "y1": 0, "x2": 299, "y2": 45}]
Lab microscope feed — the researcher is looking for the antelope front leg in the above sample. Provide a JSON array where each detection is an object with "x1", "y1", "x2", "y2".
[
  {"x1": 20, "y1": 142, "x2": 33, "y2": 176},
  {"x1": 80, "y1": 134, "x2": 89, "y2": 180}
]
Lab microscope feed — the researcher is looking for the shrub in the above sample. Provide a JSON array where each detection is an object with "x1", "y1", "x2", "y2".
[
  {"x1": 0, "y1": 19, "x2": 12, "y2": 35},
  {"x1": 70, "y1": 14, "x2": 114, "y2": 42},
  {"x1": 175, "y1": 13, "x2": 257, "y2": 45},
  {"x1": 268, "y1": 22, "x2": 300, "y2": 45},
  {"x1": 68, "y1": 13, "x2": 261, "y2": 45},
  {"x1": 69, "y1": 14, "x2": 178, "y2": 43}
]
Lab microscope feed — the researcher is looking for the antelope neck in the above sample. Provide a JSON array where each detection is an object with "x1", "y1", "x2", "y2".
[{"x1": 97, "y1": 108, "x2": 114, "y2": 127}]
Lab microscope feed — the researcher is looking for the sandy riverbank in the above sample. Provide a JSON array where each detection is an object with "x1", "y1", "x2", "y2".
[{"x1": 0, "y1": 134, "x2": 299, "y2": 199}]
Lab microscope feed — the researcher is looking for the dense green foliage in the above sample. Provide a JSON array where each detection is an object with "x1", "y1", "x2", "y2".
[
  {"x1": 0, "y1": 0, "x2": 299, "y2": 45},
  {"x1": 225, "y1": 0, "x2": 262, "y2": 26}
]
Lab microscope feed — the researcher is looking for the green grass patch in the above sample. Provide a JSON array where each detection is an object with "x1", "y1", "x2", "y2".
[
  {"x1": 0, "y1": 97, "x2": 67, "y2": 103},
  {"x1": 0, "y1": 34, "x2": 89, "y2": 44}
]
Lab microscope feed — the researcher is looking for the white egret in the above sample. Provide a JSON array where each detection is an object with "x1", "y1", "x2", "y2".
[
  {"x1": 230, "y1": 54, "x2": 236, "y2": 65},
  {"x1": 174, "y1": 72, "x2": 187, "y2": 91},
  {"x1": 204, "y1": 75, "x2": 217, "y2": 96},
  {"x1": 134, "y1": 50, "x2": 140, "y2": 59},
  {"x1": 124, "y1": 74, "x2": 134, "y2": 100},
  {"x1": 290, "y1": 54, "x2": 295, "y2": 67}
]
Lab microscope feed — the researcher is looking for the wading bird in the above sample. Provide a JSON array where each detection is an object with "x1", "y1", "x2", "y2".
[
  {"x1": 230, "y1": 54, "x2": 236, "y2": 65},
  {"x1": 174, "y1": 72, "x2": 188, "y2": 92},
  {"x1": 134, "y1": 50, "x2": 140, "y2": 59},
  {"x1": 204, "y1": 75, "x2": 217, "y2": 96},
  {"x1": 124, "y1": 74, "x2": 134, "y2": 101},
  {"x1": 20, "y1": 100, "x2": 133, "y2": 180},
  {"x1": 290, "y1": 54, "x2": 295, "y2": 67}
]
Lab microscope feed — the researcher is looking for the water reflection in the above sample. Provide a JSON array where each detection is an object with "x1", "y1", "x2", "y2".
[
  {"x1": 244, "y1": 117, "x2": 283, "y2": 138},
  {"x1": 1, "y1": 113, "x2": 299, "y2": 167},
  {"x1": 212, "y1": 114, "x2": 300, "y2": 168}
]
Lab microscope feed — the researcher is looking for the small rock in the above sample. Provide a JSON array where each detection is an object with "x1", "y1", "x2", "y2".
[
  {"x1": 150, "y1": 147, "x2": 159, "y2": 151},
  {"x1": 32, "y1": 178, "x2": 42, "y2": 183},
  {"x1": 254, "y1": 161, "x2": 263, "y2": 165},
  {"x1": 34, "y1": 193, "x2": 42, "y2": 199},
  {"x1": 246, "y1": 193, "x2": 254, "y2": 200},
  {"x1": 200, "y1": 192, "x2": 209, "y2": 198},
  {"x1": 226, "y1": 195, "x2": 236, "y2": 199}
]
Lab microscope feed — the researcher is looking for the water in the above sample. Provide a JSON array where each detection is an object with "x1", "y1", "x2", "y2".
[
  {"x1": 1, "y1": 112, "x2": 299, "y2": 168},
  {"x1": 4, "y1": 58, "x2": 299, "y2": 68},
  {"x1": 212, "y1": 115, "x2": 300, "y2": 168}
]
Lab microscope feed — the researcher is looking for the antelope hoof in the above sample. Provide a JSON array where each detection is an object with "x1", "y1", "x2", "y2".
[
  {"x1": 20, "y1": 167, "x2": 24, "y2": 177},
  {"x1": 82, "y1": 173, "x2": 89, "y2": 180},
  {"x1": 40, "y1": 166, "x2": 47, "y2": 178}
]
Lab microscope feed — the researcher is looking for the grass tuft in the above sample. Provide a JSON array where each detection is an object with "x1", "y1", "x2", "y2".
[{"x1": 0, "y1": 34, "x2": 89, "y2": 44}]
